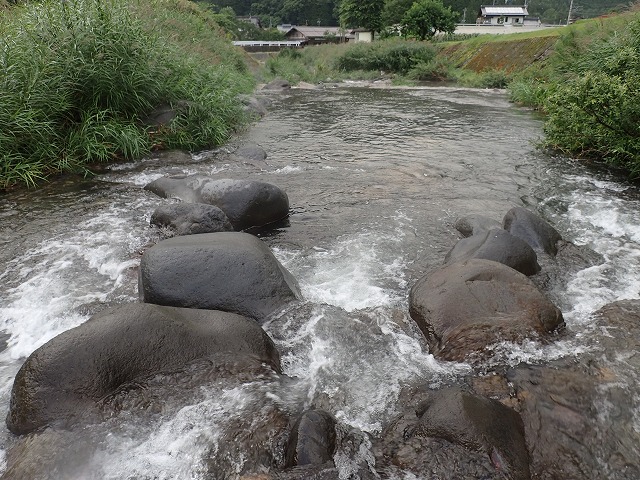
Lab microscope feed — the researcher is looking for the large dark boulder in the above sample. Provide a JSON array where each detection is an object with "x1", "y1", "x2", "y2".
[
  {"x1": 411, "y1": 387, "x2": 530, "y2": 480},
  {"x1": 139, "y1": 232, "x2": 301, "y2": 322},
  {"x1": 444, "y1": 228, "x2": 541, "y2": 276},
  {"x1": 503, "y1": 207, "x2": 562, "y2": 256},
  {"x1": 409, "y1": 259, "x2": 564, "y2": 361},
  {"x1": 454, "y1": 214, "x2": 502, "y2": 238},
  {"x1": 285, "y1": 410, "x2": 337, "y2": 468},
  {"x1": 145, "y1": 175, "x2": 289, "y2": 231},
  {"x1": 6, "y1": 303, "x2": 281, "y2": 435},
  {"x1": 151, "y1": 203, "x2": 234, "y2": 235}
]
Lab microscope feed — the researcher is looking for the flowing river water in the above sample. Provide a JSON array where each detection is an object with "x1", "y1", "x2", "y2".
[{"x1": 0, "y1": 85, "x2": 639, "y2": 478}]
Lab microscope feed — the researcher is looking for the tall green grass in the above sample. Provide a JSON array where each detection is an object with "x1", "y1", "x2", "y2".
[
  {"x1": 0, "y1": 0, "x2": 253, "y2": 189},
  {"x1": 508, "y1": 13, "x2": 640, "y2": 177}
]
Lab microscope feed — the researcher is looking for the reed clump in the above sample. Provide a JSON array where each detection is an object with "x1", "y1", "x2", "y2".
[{"x1": 0, "y1": 0, "x2": 253, "y2": 189}]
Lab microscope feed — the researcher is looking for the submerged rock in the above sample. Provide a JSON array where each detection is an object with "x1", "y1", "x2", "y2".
[
  {"x1": 285, "y1": 409, "x2": 337, "y2": 468},
  {"x1": 411, "y1": 387, "x2": 530, "y2": 480},
  {"x1": 145, "y1": 175, "x2": 289, "y2": 231},
  {"x1": 151, "y1": 202, "x2": 233, "y2": 236},
  {"x1": 138, "y1": 232, "x2": 301, "y2": 322},
  {"x1": 375, "y1": 391, "x2": 509, "y2": 479},
  {"x1": 6, "y1": 303, "x2": 281, "y2": 435},
  {"x1": 503, "y1": 207, "x2": 562, "y2": 256},
  {"x1": 454, "y1": 214, "x2": 502, "y2": 238},
  {"x1": 409, "y1": 259, "x2": 564, "y2": 361},
  {"x1": 444, "y1": 228, "x2": 540, "y2": 276}
]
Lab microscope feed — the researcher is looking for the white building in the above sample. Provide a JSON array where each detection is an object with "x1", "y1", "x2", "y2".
[{"x1": 478, "y1": 5, "x2": 529, "y2": 25}]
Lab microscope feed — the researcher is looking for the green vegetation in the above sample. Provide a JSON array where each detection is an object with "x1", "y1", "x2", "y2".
[
  {"x1": 0, "y1": 0, "x2": 253, "y2": 189},
  {"x1": 402, "y1": 0, "x2": 457, "y2": 41},
  {"x1": 339, "y1": 0, "x2": 386, "y2": 36},
  {"x1": 509, "y1": 13, "x2": 640, "y2": 176}
]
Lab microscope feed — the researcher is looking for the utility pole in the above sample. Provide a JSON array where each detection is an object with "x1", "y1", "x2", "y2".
[{"x1": 567, "y1": 0, "x2": 574, "y2": 25}]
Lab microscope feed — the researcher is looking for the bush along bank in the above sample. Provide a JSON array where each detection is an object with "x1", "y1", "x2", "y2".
[
  {"x1": 509, "y1": 13, "x2": 640, "y2": 179},
  {"x1": 0, "y1": 0, "x2": 255, "y2": 190}
]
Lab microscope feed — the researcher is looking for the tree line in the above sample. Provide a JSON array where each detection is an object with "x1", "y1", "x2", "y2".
[{"x1": 201, "y1": 0, "x2": 631, "y2": 27}]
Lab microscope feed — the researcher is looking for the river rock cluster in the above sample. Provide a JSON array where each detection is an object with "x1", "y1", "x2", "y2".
[{"x1": 4, "y1": 133, "x2": 639, "y2": 478}]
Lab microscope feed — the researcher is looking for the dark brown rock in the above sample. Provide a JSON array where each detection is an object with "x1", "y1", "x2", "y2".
[
  {"x1": 411, "y1": 387, "x2": 530, "y2": 480},
  {"x1": 409, "y1": 259, "x2": 564, "y2": 361},
  {"x1": 285, "y1": 410, "x2": 337, "y2": 467}
]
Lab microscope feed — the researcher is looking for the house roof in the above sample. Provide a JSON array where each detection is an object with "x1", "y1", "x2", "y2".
[
  {"x1": 480, "y1": 5, "x2": 529, "y2": 16},
  {"x1": 285, "y1": 26, "x2": 346, "y2": 38}
]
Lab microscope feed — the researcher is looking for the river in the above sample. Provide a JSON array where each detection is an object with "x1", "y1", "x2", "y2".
[{"x1": 0, "y1": 85, "x2": 639, "y2": 478}]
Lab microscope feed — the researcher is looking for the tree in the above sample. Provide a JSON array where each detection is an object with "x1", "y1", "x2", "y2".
[
  {"x1": 402, "y1": 0, "x2": 457, "y2": 40},
  {"x1": 383, "y1": 0, "x2": 414, "y2": 24},
  {"x1": 339, "y1": 0, "x2": 385, "y2": 34}
]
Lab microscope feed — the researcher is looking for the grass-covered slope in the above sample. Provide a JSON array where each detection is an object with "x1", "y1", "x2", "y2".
[
  {"x1": 439, "y1": 32, "x2": 560, "y2": 73},
  {"x1": 0, "y1": 0, "x2": 254, "y2": 189}
]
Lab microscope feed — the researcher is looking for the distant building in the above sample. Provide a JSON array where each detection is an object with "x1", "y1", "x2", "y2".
[
  {"x1": 283, "y1": 26, "x2": 354, "y2": 45},
  {"x1": 477, "y1": 5, "x2": 529, "y2": 25},
  {"x1": 352, "y1": 28, "x2": 373, "y2": 43}
]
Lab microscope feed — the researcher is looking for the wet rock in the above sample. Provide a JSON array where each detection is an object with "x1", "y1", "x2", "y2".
[
  {"x1": 455, "y1": 214, "x2": 502, "y2": 237},
  {"x1": 469, "y1": 300, "x2": 640, "y2": 480},
  {"x1": 409, "y1": 259, "x2": 564, "y2": 361},
  {"x1": 145, "y1": 175, "x2": 289, "y2": 231},
  {"x1": 236, "y1": 144, "x2": 268, "y2": 163},
  {"x1": 138, "y1": 232, "x2": 301, "y2": 322},
  {"x1": 1, "y1": 430, "x2": 92, "y2": 480},
  {"x1": 411, "y1": 387, "x2": 530, "y2": 480},
  {"x1": 228, "y1": 143, "x2": 269, "y2": 169},
  {"x1": 375, "y1": 403, "x2": 503, "y2": 479},
  {"x1": 503, "y1": 207, "x2": 562, "y2": 256},
  {"x1": 263, "y1": 78, "x2": 291, "y2": 91},
  {"x1": 444, "y1": 228, "x2": 541, "y2": 276},
  {"x1": 141, "y1": 100, "x2": 191, "y2": 127},
  {"x1": 240, "y1": 95, "x2": 270, "y2": 118},
  {"x1": 151, "y1": 203, "x2": 234, "y2": 235},
  {"x1": 285, "y1": 410, "x2": 337, "y2": 467},
  {"x1": 6, "y1": 303, "x2": 281, "y2": 435}
]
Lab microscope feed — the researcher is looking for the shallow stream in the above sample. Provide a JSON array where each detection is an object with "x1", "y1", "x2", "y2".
[{"x1": 1, "y1": 85, "x2": 639, "y2": 478}]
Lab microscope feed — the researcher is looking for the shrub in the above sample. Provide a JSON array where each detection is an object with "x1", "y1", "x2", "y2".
[
  {"x1": 541, "y1": 18, "x2": 640, "y2": 175},
  {"x1": 407, "y1": 58, "x2": 454, "y2": 81},
  {"x1": 335, "y1": 39, "x2": 437, "y2": 74},
  {"x1": 0, "y1": 0, "x2": 253, "y2": 189}
]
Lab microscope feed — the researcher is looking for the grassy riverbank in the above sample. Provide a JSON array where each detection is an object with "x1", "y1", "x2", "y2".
[
  {"x1": 0, "y1": 0, "x2": 254, "y2": 189},
  {"x1": 509, "y1": 12, "x2": 640, "y2": 177}
]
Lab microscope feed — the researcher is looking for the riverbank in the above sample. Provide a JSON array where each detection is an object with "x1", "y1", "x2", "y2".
[{"x1": 0, "y1": 0, "x2": 255, "y2": 190}]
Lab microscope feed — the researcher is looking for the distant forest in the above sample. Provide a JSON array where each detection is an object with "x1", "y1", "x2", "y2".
[{"x1": 202, "y1": 0, "x2": 633, "y2": 27}]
